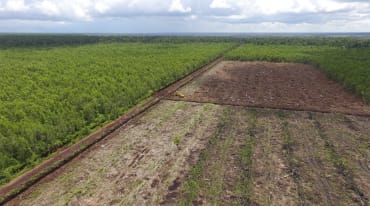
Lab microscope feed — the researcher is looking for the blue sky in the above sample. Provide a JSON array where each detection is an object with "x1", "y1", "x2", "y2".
[{"x1": 0, "y1": 0, "x2": 370, "y2": 33}]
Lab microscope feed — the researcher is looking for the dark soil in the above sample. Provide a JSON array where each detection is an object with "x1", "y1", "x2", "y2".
[
  {"x1": 169, "y1": 61, "x2": 370, "y2": 116},
  {"x1": 5, "y1": 61, "x2": 369, "y2": 206}
]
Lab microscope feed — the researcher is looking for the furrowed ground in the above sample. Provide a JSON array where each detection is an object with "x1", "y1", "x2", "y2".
[
  {"x1": 0, "y1": 42, "x2": 235, "y2": 185},
  {"x1": 1, "y1": 38, "x2": 370, "y2": 205},
  {"x1": 8, "y1": 60, "x2": 369, "y2": 206},
  {"x1": 225, "y1": 45, "x2": 370, "y2": 104},
  {"x1": 166, "y1": 61, "x2": 369, "y2": 206}
]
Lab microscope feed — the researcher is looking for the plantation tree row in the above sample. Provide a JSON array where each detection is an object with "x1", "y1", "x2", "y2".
[
  {"x1": 0, "y1": 42, "x2": 235, "y2": 185},
  {"x1": 0, "y1": 36, "x2": 369, "y2": 187}
]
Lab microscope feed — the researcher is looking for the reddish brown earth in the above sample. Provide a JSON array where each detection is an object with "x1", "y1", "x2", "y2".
[{"x1": 169, "y1": 61, "x2": 370, "y2": 116}]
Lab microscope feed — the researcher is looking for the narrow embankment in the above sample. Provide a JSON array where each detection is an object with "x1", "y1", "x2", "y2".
[
  {"x1": 0, "y1": 57, "x2": 224, "y2": 205},
  {"x1": 5, "y1": 61, "x2": 370, "y2": 206}
]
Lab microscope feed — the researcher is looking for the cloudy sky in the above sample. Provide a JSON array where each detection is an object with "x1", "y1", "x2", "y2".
[{"x1": 0, "y1": 0, "x2": 370, "y2": 33}]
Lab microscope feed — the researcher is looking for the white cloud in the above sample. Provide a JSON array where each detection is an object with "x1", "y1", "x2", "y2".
[
  {"x1": 5, "y1": 0, "x2": 28, "y2": 11},
  {"x1": 209, "y1": 0, "x2": 353, "y2": 16},
  {"x1": 71, "y1": 4, "x2": 91, "y2": 20},
  {"x1": 255, "y1": 0, "x2": 317, "y2": 14},
  {"x1": 210, "y1": 0, "x2": 232, "y2": 9},
  {"x1": 36, "y1": 1, "x2": 60, "y2": 16},
  {"x1": 169, "y1": 0, "x2": 191, "y2": 13},
  {"x1": 205, "y1": 0, "x2": 370, "y2": 25},
  {"x1": 0, "y1": 0, "x2": 369, "y2": 32},
  {"x1": 94, "y1": 2, "x2": 110, "y2": 14}
]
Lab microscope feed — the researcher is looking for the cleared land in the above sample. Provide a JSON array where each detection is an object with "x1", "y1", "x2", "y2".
[
  {"x1": 5, "y1": 62, "x2": 370, "y2": 206},
  {"x1": 0, "y1": 42, "x2": 234, "y2": 185},
  {"x1": 169, "y1": 61, "x2": 370, "y2": 116}
]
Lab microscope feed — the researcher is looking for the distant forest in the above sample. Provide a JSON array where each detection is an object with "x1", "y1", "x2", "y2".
[
  {"x1": 1, "y1": 34, "x2": 370, "y2": 48},
  {"x1": 0, "y1": 35, "x2": 369, "y2": 188}
]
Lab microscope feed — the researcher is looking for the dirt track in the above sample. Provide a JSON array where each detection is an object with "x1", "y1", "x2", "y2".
[{"x1": 6, "y1": 61, "x2": 370, "y2": 206}]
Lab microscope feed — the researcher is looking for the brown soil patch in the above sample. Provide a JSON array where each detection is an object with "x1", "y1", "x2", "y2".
[
  {"x1": 7, "y1": 101, "x2": 224, "y2": 206},
  {"x1": 169, "y1": 61, "x2": 370, "y2": 116},
  {"x1": 170, "y1": 108, "x2": 369, "y2": 206},
  {"x1": 286, "y1": 111, "x2": 368, "y2": 205},
  {"x1": 168, "y1": 108, "x2": 299, "y2": 206},
  {"x1": 5, "y1": 60, "x2": 369, "y2": 206},
  {"x1": 250, "y1": 110, "x2": 299, "y2": 205},
  {"x1": 313, "y1": 113, "x2": 370, "y2": 203},
  {"x1": 0, "y1": 57, "x2": 223, "y2": 205},
  {"x1": 7, "y1": 102, "x2": 369, "y2": 206}
]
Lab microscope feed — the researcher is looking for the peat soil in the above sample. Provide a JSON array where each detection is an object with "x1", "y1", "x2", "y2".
[
  {"x1": 7, "y1": 61, "x2": 370, "y2": 206},
  {"x1": 169, "y1": 61, "x2": 370, "y2": 116},
  {"x1": 165, "y1": 61, "x2": 369, "y2": 205},
  {"x1": 8, "y1": 101, "x2": 225, "y2": 205},
  {"x1": 167, "y1": 107, "x2": 369, "y2": 206}
]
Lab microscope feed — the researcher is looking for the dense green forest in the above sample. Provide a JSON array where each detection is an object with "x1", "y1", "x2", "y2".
[
  {"x1": 0, "y1": 42, "x2": 235, "y2": 185},
  {"x1": 1, "y1": 34, "x2": 370, "y2": 48},
  {"x1": 0, "y1": 35, "x2": 369, "y2": 186},
  {"x1": 226, "y1": 45, "x2": 370, "y2": 103}
]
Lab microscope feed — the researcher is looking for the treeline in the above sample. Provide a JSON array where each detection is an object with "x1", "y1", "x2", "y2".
[
  {"x1": 243, "y1": 37, "x2": 370, "y2": 48},
  {"x1": 0, "y1": 35, "x2": 241, "y2": 48},
  {"x1": 1, "y1": 36, "x2": 369, "y2": 187},
  {"x1": 1, "y1": 34, "x2": 370, "y2": 48},
  {"x1": 0, "y1": 34, "x2": 145, "y2": 48},
  {"x1": 226, "y1": 45, "x2": 370, "y2": 103},
  {"x1": 0, "y1": 42, "x2": 235, "y2": 185}
]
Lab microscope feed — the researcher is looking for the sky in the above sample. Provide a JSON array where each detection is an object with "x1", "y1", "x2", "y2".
[{"x1": 0, "y1": 0, "x2": 370, "y2": 33}]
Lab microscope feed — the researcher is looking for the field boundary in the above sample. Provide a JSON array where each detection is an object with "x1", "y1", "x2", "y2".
[
  {"x1": 0, "y1": 56, "x2": 224, "y2": 204},
  {"x1": 166, "y1": 98, "x2": 370, "y2": 117}
]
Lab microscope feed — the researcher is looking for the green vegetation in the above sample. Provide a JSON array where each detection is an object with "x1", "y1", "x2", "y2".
[
  {"x1": 2, "y1": 34, "x2": 370, "y2": 48},
  {"x1": 173, "y1": 134, "x2": 181, "y2": 147},
  {"x1": 1, "y1": 35, "x2": 369, "y2": 189},
  {"x1": 226, "y1": 45, "x2": 370, "y2": 103},
  {"x1": 278, "y1": 112, "x2": 306, "y2": 204},
  {"x1": 234, "y1": 109, "x2": 257, "y2": 205},
  {"x1": 312, "y1": 117, "x2": 368, "y2": 205},
  {"x1": 179, "y1": 108, "x2": 231, "y2": 206},
  {"x1": 0, "y1": 41, "x2": 235, "y2": 185}
]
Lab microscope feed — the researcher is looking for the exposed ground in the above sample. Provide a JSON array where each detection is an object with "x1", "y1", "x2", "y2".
[
  {"x1": 169, "y1": 61, "x2": 370, "y2": 116},
  {"x1": 8, "y1": 101, "x2": 224, "y2": 205},
  {"x1": 5, "y1": 61, "x2": 370, "y2": 206}
]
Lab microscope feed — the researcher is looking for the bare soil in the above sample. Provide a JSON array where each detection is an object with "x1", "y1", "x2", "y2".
[
  {"x1": 163, "y1": 106, "x2": 253, "y2": 206},
  {"x1": 284, "y1": 111, "x2": 368, "y2": 205},
  {"x1": 169, "y1": 61, "x2": 370, "y2": 116},
  {"x1": 0, "y1": 57, "x2": 222, "y2": 205},
  {"x1": 8, "y1": 101, "x2": 224, "y2": 206},
  {"x1": 313, "y1": 113, "x2": 370, "y2": 203},
  {"x1": 6, "y1": 61, "x2": 370, "y2": 206},
  {"x1": 249, "y1": 110, "x2": 299, "y2": 205},
  {"x1": 166, "y1": 107, "x2": 369, "y2": 206}
]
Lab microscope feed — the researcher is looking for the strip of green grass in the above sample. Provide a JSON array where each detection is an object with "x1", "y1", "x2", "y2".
[
  {"x1": 0, "y1": 42, "x2": 235, "y2": 185},
  {"x1": 312, "y1": 115, "x2": 368, "y2": 205},
  {"x1": 234, "y1": 109, "x2": 257, "y2": 205},
  {"x1": 178, "y1": 108, "x2": 231, "y2": 205},
  {"x1": 226, "y1": 45, "x2": 370, "y2": 103}
]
